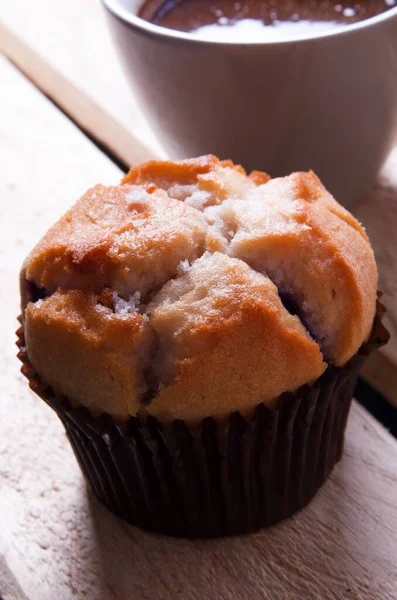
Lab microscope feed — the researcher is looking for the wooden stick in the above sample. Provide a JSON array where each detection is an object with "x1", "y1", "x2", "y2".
[{"x1": 0, "y1": 21, "x2": 157, "y2": 168}]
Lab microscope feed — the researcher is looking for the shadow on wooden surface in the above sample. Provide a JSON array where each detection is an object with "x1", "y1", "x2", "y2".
[
  {"x1": 355, "y1": 150, "x2": 397, "y2": 368},
  {"x1": 355, "y1": 378, "x2": 397, "y2": 438}
]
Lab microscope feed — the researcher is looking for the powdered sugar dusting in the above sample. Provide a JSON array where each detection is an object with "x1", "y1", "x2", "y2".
[
  {"x1": 34, "y1": 299, "x2": 44, "y2": 308},
  {"x1": 125, "y1": 189, "x2": 150, "y2": 206},
  {"x1": 112, "y1": 291, "x2": 141, "y2": 315},
  {"x1": 185, "y1": 190, "x2": 211, "y2": 210},
  {"x1": 177, "y1": 260, "x2": 191, "y2": 276},
  {"x1": 96, "y1": 304, "x2": 109, "y2": 314}
]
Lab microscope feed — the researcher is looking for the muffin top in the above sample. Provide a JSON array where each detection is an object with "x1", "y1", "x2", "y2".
[{"x1": 21, "y1": 155, "x2": 377, "y2": 423}]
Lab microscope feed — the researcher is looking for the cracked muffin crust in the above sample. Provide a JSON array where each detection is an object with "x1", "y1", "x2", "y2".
[{"x1": 20, "y1": 155, "x2": 377, "y2": 423}]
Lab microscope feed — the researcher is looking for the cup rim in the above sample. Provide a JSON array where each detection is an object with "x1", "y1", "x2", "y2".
[{"x1": 103, "y1": 0, "x2": 397, "y2": 46}]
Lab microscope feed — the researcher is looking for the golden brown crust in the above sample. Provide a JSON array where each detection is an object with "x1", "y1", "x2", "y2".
[
  {"x1": 284, "y1": 171, "x2": 369, "y2": 240},
  {"x1": 25, "y1": 290, "x2": 153, "y2": 421},
  {"x1": 122, "y1": 155, "x2": 267, "y2": 210},
  {"x1": 206, "y1": 171, "x2": 377, "y2": 365},
  {"x1": 21, "y1": 157, "x2": 378, "y2": 423},
  {"x1": 22, "y1": 184, "x2": 207, "y2": 300},
  {"x1": 147, "y1": 253, "x2": 326, "y2": 423},
  {"x1": 122, "y1": 155, "x2": 245, "y2": 186},
  {"x1": 248, "y1": 170, "x2": 271, "y2": 186}
]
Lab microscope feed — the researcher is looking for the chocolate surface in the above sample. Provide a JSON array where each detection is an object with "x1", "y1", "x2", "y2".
[{"x1": 139, "y1": 0, "x2": 396, "y2": 40}]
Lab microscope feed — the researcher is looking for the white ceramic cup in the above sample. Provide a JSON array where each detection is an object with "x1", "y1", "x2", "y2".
[{"x1": 103, "y1": 0, "x2": 397, "y2": 206}]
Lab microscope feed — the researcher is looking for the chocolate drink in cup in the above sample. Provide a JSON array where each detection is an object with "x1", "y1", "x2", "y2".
[{"x1": 139, "y1": 0, "x2": 397, "y2": 40}]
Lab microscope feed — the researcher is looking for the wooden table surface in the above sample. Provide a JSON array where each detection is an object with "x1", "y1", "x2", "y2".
[{"x1": 0, "y1": 3, "x2": 397, "y2": 598}]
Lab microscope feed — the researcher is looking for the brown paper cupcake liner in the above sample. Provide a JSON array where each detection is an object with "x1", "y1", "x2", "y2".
[{"x1": 16, "y1": 297, "x2": 389, "y2": 538}]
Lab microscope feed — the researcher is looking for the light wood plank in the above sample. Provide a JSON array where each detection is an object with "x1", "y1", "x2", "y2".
[
  {"x1": 0, "y1": 0, "x2": 164, "y2": 164},
  {"x1": 355, "y1": 153, "x2": 397, "y2": 407},
  {"x1": 355, "y1": 148, "x2": 397, "y2": 362},
  {"x1": 361, "y1": 350, "x2": 397, "y2": 409},
  {"x1": 0, "y1": 52, "x2": 120, "y2": 598},
  {"x1": 1, "y1": 55, "x2": 397, "y2": 600},
  {"x1": 0, "y1": 557, "x2": 30, "y2": 600}
]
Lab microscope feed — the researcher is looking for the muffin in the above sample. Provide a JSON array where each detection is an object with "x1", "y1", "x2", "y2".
[{"x1": 17, "y1": 155, "x2": 388, "y2": 537}]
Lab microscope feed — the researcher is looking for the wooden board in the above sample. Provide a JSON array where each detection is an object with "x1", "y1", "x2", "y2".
[
  {"x1": 1, "y1": 55, "x2": 397, "y2": 600},
  {"x1": 355, "y1": 154, "x2": 397, "y2": 404},
  {"x1": 0, "y1": 0, "x2": 163, "y2": 164},
  {"x1": 1, "y1": 1, "x2": 397, "y2": 407},
  {"x1": 355, "y1": 150, "x2": 397, "y2": 407}
]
